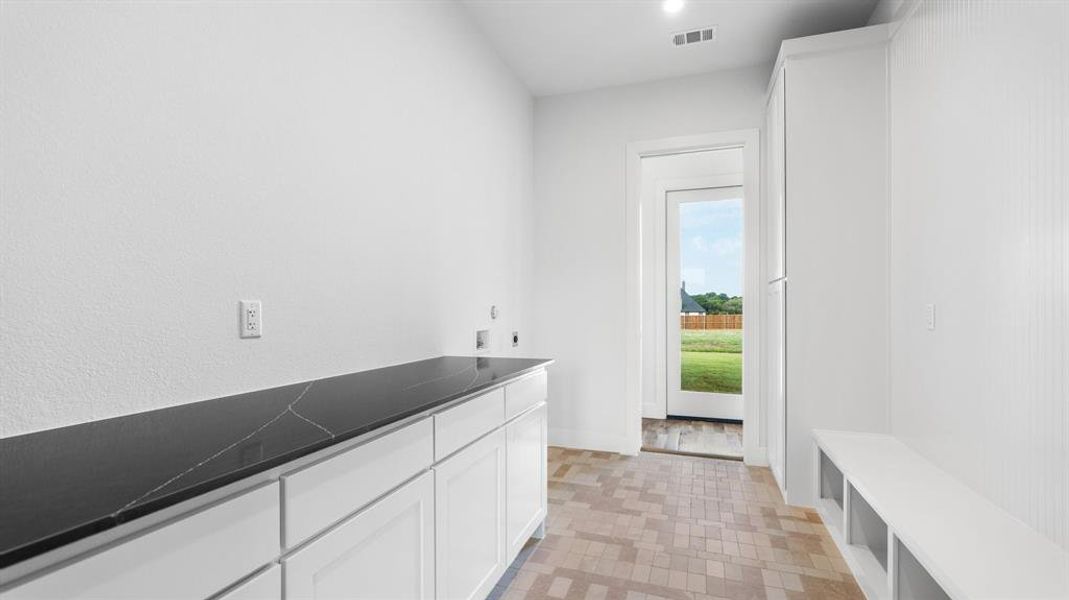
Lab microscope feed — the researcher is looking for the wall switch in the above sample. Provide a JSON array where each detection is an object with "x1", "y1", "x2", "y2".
[
  {"x1": 512, "y1": 331, "x2": 519, "y2": 347},
  {"x1": 240, "y1": 300, "x2": 262, "y2": 338},
  {"x1": 475, "y1": 329, "x2": 490, "y2": 352},
  {"x1": 925, "y1": 303, "x2": 936, "y2": 331}
]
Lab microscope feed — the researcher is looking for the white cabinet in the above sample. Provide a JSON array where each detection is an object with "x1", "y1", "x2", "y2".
[
  {"x1": 434, "y1": 389, "x2": 504, "y2": 461},
  {"x1": 764, "y1": 25, "x2": 890, "y2": 507},
  {"x1": 282, "y1": 417, "x2": 433, "y2": 548},
  {"x1": 506, "y1": 403, "x2": 547, "y2": 563},
  {"x1": 2, "y1": 483, "x2": 280, "y2": 600},
  {"x1": 284, "y1": 472, "x2": 435, "y2": 600},
  {"x1": 217, "y1": 565, "x2": 281, "y2": 600},
  {"x1": 433, "y1": 429, "x2": 507, "y2": 600},
  {"x1": 766, "y1": 280, "x2": 786, "y2": 491},
  {"x1": 3, "y1": 368, "x2": 549, "y2": 600},
  {"x1": 504, "y1": 371, "x2": 547, "y2": 420},
  {"x1": 767, "y1": 68, "x2": 786, "y2": 282}
]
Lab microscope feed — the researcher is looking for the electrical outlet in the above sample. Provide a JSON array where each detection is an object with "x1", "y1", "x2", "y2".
[
  {"x1": 490, "y1": 305, "x2": 499, "y2": 320},
  {"x1": 925, "y1": 303, "x2": 936, "y2": 331},
  {"x1": 240, "y1": 300, "x2": 262, "y2": 338}
]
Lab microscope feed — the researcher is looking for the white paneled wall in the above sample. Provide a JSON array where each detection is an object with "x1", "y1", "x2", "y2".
[{"x1": 888, "y1": 0, "x2": 1069, "y2": 551}]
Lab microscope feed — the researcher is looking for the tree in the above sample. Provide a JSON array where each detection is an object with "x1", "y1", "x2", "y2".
[{"x1": 691, "y1": 292, "x2": 743, "y2": 315}]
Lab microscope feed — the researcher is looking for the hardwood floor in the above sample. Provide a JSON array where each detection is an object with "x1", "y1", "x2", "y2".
[
  {"x1": 489, "y1": 447, "x2": 863, "y2": 600},
  {"x1": 641, "y1": 418, "x2": 743, "y2": 459}
]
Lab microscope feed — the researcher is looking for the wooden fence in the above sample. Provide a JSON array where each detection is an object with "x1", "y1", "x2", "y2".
[{"x1": 680, "y1": 314, "x2": 743, "y2": 330}]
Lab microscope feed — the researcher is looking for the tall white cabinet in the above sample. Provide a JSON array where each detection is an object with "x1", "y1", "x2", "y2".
[{"x1": 764, "y1": 25, "x2": 891, "y2": 506}]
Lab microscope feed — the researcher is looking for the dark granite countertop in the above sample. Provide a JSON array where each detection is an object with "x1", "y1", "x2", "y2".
[{"x1": 0, "y1": 356, "x2": 552, "y2": 568}]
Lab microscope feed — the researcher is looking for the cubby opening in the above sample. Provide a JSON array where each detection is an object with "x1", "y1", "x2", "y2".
[
  {"x1": 816, "y1": 450, "x2": 845, "y2": 534},
  {"x1": 819, "y1": 450, "x2": 844, "y2": 508},
  {"x1": 896, "y1": 539, "x2": 951, "y2": 600},
  {"x1": 847, "y1": 485, "x2": 888, "y2": 571}
]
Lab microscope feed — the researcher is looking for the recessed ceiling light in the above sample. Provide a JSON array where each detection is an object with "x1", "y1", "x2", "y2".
[{"x1": 662, "y1": 0, "x2": 685, "y2": 15}]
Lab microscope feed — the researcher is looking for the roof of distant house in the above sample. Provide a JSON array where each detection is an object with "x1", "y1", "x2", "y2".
[{"x1": 680, "y1": 287, "x2": 705, "y2": 314}]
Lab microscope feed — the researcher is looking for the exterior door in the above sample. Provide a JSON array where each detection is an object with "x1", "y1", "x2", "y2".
[{"x1": 666, "y1": 186, "x2": 745, "y2": 421}]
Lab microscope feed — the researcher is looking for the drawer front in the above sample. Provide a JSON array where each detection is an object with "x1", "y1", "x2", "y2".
[
  {"x1": 282, "y1": 418, "x2": 433, "y2": 548},
  {"x1": 3, "y1": 483, "x2": 280, "y2": 600},
  {"x1": 504, "y1": 370, "x2": 547, "y2": 421},
  {"x1": 434, "y1": 389, "x2": 504, "y2": 461},
  {"x1": 217, "y1": 565, "x2": 281, "y2": 600}
]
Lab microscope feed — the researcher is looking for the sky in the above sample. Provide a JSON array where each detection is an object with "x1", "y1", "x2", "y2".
[{"x1": 679, "y1": 197, "x2": 743, "y2": 297}]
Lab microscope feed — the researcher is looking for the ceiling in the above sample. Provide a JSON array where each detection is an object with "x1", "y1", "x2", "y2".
[{"x1": 460, "y1": 0, "x2": 879, "y2": 96}]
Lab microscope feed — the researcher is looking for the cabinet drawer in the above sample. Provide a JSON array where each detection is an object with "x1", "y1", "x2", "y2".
[
  {"x1": 2, "y1": 483, "x2": 279, "y2": 600},
  {"x1": 282, "y1": 418, "x2": 433, "y2": 548},
  {"x1": 434, "y1": 389, "x2": 504, "y2": 461},
  {"x1": 504, "y1": 370, "x2": 547, "y2": 421}
]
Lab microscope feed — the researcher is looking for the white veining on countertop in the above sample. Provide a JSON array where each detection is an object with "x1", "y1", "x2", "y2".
[
  {"x1": 113, "y1": 381, "x2": 324, "y2": 515},
  {"x1": 401, "y1": 361, "x2": 482, "y2": 393},
  {"x1": 288, "y1": 404, "x2": 335, "y2": 438}
]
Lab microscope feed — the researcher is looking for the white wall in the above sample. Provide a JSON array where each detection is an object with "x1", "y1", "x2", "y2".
[
  {"x1": 532, "y1": 67, "x2": 767, "y2": 452},
  {"x1": 0, "y1": 1, "x2": 534, "y2": 437},
  {"x1": 887, "y1": 0, "x2": 1069, "y2": 550}
]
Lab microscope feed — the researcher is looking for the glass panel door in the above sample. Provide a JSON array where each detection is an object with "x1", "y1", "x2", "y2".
[{"x1": 665, "y1": 186, "x2": 744, "y2": 421}]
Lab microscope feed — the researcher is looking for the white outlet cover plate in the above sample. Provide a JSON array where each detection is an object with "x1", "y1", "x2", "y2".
[{"x1": 240, "y1": 300, "x2": 262, "y2": 338}]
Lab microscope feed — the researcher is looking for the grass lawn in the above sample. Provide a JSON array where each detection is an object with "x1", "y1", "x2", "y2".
[
  {"x1": 680, "y1": 329, "x2": 742, "y2": 394},
  {"x1": 681, "y1": 329, "x2": 742, "y2": 353}
]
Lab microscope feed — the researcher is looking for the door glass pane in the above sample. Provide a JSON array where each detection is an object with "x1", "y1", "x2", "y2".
[{"x1": 678, "y1": 196, "x2": 743, "y2": 394}]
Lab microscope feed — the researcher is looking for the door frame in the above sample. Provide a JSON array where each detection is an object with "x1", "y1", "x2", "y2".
[
  {"x1": 655, "y1": 177, "x2": 743, "y2": 421},
  {"x1": 625, "y1": 130, "x2": 763, "y2": 465}
]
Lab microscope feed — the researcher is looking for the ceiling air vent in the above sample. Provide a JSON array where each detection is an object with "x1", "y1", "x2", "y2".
[{"x1": 672, "y1": 25, "x2": 717, "y2": 47}]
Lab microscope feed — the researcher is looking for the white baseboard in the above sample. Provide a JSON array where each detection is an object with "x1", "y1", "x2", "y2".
[{"x1": 548, "y1": 427, "x2": 633, "y2": 455}]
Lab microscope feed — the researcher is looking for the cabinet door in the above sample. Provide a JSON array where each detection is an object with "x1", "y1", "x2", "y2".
[
  {"x1": 766, "y1": 280, "x2": 786, "y2": 492},
  {"x1": 217, "y1": 565, "x2": 281, "y2": 600},
  {"x1": 767, "y1": 68, "x2": 787, "y2": 281},
  {"x1": 434, "y1": 429, "x2": 507, "y2": 600},
  {"x1": 284, "y1": 472, "x2": 435, "y2": 600},
  {"x1": 506, "y1": 403, "x2": 547, "y2": 563}
]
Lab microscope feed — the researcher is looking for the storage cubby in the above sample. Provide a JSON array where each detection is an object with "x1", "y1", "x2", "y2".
[
  {"x1": 816, "y1": 450, "x2": 845, "y2": 534},
  {"x1": 847, "y1": 484, "x2": 888, "y2": 570},
  {"x1": 896, "y1": 539, "x2": 951, "y2": 600},
  {"x1": 819, "y1": 450, "x2": 844, "y2": 508}
]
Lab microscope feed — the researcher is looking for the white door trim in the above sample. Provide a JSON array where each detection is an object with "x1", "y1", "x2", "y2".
[
  {"x1": 654, "y1": 177, "x2": 742, "y2": 421},
  {"x1": 625, "y1": 130, "x2": 764, "y2": 465}
]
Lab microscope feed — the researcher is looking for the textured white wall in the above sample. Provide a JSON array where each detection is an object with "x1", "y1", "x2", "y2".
[
  {"x1": 532, "y1": 67, "x2": 766, "y2": 452},
  {"x1": 0, "y1": 1, "x2": 534, "y2": 437},
  {"x1": 887, "y1": 0, "x2": 1069, "y2": 550}
]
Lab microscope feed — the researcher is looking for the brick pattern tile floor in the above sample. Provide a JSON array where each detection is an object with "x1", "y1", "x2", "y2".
[{"x1": 490, "y1": 447, "x2": 864, "y2": 600}]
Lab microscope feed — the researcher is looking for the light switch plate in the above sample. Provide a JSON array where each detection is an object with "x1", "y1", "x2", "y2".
[
  {"x1": 240, "y1": 300, "x2": 262, "y2": 338},
  {"x1": 924, "y1": 303, "x2": 936, "y2": 331}
]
